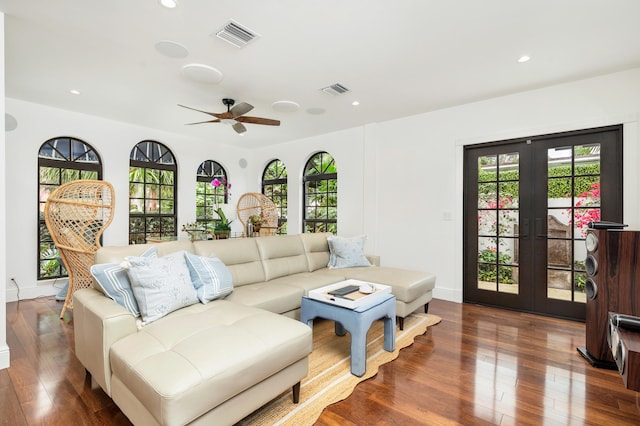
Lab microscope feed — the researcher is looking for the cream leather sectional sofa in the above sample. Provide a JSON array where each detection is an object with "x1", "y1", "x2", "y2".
[{"x1": 73, "y1": 233, "x2": 436, "y2": 425}]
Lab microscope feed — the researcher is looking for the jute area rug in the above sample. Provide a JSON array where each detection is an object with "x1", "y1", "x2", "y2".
[{"x1": 237, "y1": 313, "x2": 441, "y2": 426}]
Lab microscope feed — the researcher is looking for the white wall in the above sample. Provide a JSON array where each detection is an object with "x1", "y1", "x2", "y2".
[
  {"x1": 1, "y1": 13, "x2": 10, "y2": 370},
  {"x1": 3, "y1": 64, "x2": 640, "y2": 342}
]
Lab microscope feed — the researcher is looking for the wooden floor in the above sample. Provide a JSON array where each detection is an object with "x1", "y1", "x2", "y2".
[{"x1": 2, "y1": 297, "x2": 640, "y2": 425}]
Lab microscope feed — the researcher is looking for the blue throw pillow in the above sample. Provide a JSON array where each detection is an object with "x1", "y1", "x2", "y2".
[
  {"x1": 125, "y1": 250, "x2": 199, "y2": 324},
  {"x1": 90, "y1": 246, "x2": 158, "y2": 317},
  {"x1": 327, "y1": 235, "x2": 372, "y2": 269},
  {"x1": 184, "y1": 252, "x2": 233, "y2": 303}
]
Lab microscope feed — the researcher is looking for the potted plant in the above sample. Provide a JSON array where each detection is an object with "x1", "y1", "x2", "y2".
[
  {"x1": 214, "y1": 207, "x2": 233, "y2": 239},
  {"x1": 181, "y1": 222, "x2": 208, "y2": 242},
  {"x1": 248, "y1": 214, "x2": 264, "y2": 232}
]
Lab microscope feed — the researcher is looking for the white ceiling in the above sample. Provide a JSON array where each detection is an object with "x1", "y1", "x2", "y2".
[{"x1": 2, "y1": 0, "x2": 640, "y2": 148}]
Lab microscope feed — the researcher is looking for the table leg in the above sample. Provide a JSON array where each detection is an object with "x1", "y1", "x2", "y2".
[
  {"x1": 349, "y1": 322, "x2": 368, "y2": 377},
  {"x1": 335, "y1": 321, "x2": 347, "y2": 336},
  {"x1": 383, "y1": 315, "x2": 396, "y2": 352}
]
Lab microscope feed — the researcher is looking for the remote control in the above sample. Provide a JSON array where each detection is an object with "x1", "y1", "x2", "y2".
[{"x1": 328, "y1": 285, "x2": 360, "y2": 296}]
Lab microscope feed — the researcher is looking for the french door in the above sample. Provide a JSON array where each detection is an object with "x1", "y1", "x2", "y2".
[{"x1": 463, "y1": 126, "x2": 622, "y2": 320}]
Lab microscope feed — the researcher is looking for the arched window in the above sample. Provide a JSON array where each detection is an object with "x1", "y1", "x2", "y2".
[
  {"x1": 262, "y1": 159, "x2": 288, "y2": 234},
  {"x1": 38, "y1": 137, "x2": 102, "y2": 279},
  {"x1": 196, "y1": 160, "x2": 229, "y2": 231},
  {"x1": 303, "y1": 151, "x2": 337, "y2": 233},
  {"x1": 129, "y1": 141, "x2": 177, "y2": 244}
]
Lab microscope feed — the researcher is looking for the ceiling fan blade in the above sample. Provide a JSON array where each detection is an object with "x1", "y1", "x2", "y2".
[
  {"x1": 185, "y1": 119, "x2": 221, "y2": 125},
  {"x1": 231, "y1": 102, "x2": 254, "y2": 118},
  {"x1": 233, "y1": 122, "x2": 247, "y2": 134},
  {"x1": 179, "y1": 104, "x2": 230, "y2": 120},
  {"x1": 235, "y1": 116, "x2": 280, "y2": 126}
]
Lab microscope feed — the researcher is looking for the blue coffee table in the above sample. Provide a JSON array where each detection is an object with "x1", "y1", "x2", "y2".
[{"x1": 300, "y1": 293, "x2": 396, "y2": 377}]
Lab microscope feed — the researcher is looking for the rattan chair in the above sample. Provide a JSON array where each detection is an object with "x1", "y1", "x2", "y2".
[
  {"x1": 236, "y1": 192, "x2": 279, "y2": 236},
  {"x1": 44, "y1": 180, "x2": 115, "y2": 318}
]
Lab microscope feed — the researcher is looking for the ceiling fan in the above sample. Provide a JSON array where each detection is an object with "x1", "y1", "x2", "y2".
[{"x1": 179, "y1": 98, "x2": 280, "y2": 134}]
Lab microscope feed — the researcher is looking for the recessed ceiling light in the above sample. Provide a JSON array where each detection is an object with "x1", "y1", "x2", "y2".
[
  {"x1": 518, "y1": 55, "x2": 531, "y2": 63},
  {"x1": 69, "y1": 89, "x2": 81, "y2": 95},
  {"x1": 181, "y1": 64, "x2": 223, "y2": 84},
  {"x1": 352, "y1": 101, "x2": 360, "y2": 106},
  {"x1": 306, "y1": 107, "x2": 326, "y2": 115},
  {"x1": 155, "y1": 40, "x2": 189, "y2": 58},
  {"x1": 272, "y1": 101, "x2": 300, "y2": 113},
  {"x1": 159, "y1": 0, "x2": 177, "y2": 8}
]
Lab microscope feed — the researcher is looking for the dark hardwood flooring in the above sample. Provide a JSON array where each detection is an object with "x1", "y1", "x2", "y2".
[{"x1": 2, "y1": 297, "x2": 639, "y2": 425}]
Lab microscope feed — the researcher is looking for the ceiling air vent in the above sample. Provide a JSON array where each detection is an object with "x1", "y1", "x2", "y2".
[
  {"x1": 214, "y1": 20, "x2": 260, "y2": 48},
  {"x1": 320, "y1": 83, "x2": 350, "y2": 96}
]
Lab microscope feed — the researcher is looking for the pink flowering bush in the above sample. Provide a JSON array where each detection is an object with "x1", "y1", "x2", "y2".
[{"x1": 569, "y1": 182, "x2": 600, "y2": 237}]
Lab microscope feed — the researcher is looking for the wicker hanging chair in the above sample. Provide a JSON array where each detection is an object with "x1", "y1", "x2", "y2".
[
  {"x1": 44, "y1": 180, "x2": 115, "y2": 318},
  {"x1": 236, "y1": 192, "x2": 279, "y2": 236}
]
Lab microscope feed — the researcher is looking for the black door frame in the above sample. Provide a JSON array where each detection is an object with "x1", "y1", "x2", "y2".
[{"x1": 463, "y1": 125, "x2": 623, "y2": 320}]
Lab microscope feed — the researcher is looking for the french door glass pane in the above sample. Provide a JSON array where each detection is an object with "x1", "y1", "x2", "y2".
[
  {"x1": 477, "y1": 153, "x2": 519, "y2": 294},
  {"x1": 546, "y1": 144, "x2": 600, "y2": 302}
]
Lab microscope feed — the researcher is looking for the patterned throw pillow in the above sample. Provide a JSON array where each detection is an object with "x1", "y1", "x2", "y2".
[
  {"x1": 184, "y1": 252, "x2": 233, "y2": 303},
  {"x1": 327, "y1": 235, "x2": 372, "y2": 269},
  {"x1": 90, "y1": 246, "x2": 158, "y2": 317},
  {"x1": 125, "y1": 250, "x2": 199, "y2": 324}
]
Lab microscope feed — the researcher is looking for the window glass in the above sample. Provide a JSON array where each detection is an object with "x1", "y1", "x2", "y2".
[
  {"x1": 129, "y1": 141, "x2": 177, "y2": 244},
  {"x1": 262, "y1": 159, "x2": 288, "y2": 234},
  {"x1": 303, "y1": 152, "x2": 337, "y2": 233},
  {"x1": 38, "y1": 137, "x2": 102, "y2": 280}
]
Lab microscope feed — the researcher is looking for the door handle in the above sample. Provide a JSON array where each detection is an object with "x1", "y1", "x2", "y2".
[
  {"x1": 520, "y1": 218, "x2": 529, "y2": 239},
  {"x1": 535, "y1": 218, "x2": 546, "y2": 239}
]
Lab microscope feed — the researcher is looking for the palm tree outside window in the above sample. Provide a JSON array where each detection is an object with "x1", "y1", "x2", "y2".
[
  {"x1": 262, "y1": 159, "x2": 288, "y2": 234},
  {"x1": 129, "y1": 140, "x2": 177, "y2": 244},
  {"x1": 303, "y1": 151, "x2": 337, "y2": 233}
]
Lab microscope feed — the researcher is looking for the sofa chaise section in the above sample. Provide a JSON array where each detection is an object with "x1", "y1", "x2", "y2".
[{"x1": 109, "y1": 300, "x2": 311, "y2": 426}]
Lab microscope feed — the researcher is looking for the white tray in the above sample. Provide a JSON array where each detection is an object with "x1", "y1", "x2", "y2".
[{"x1": 308, "y1": 279, "x2": 391, "y2": 309}]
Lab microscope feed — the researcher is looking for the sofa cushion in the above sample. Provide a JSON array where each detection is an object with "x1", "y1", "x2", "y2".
[
  {"x1": 299, "y1": 233, "x2": 332, "y2": 272},
  {"x1": 90, "y1": 246, "x2": 158, "y2": 316},
  {"x1": 193, "y1": 239, "x2": 265, "y2": 286},
  {"x1": 256, "y1": 235, "x2": 309, "y2": 281},
  {"x1": 109, "y1": 300, "x2": 312, "y2": 426},
  {"x1": 184, "y1": 252, "x2": 233, "y2": 303},
  {"x1": 224, "y1": 283, "x2": 304, "y2": 314},
  {"x1": 327, "y1": 235, "x2": 371, "y2": 269},
  {"x1": 268, "y1": 272, "x2": 345, "y2": 296},
  {"x1": 125, "y1": 250, "x2": 199, "y2": 324},
  {"x1": 331, "y1": 266, "x2": 436, "y2": 303}
]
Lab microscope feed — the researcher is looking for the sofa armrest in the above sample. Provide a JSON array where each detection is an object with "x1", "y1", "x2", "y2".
[
  {"x1": 366, "y1": 254, "x2": 380, "y2": 266},
  {"x1": 73, "y1": 288, "x2": 138, "y2": 397}
]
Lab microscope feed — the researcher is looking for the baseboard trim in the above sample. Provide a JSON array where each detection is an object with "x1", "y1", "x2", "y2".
[{"x1": 0, "y1": 344, "x2": 10, "y2": 370}]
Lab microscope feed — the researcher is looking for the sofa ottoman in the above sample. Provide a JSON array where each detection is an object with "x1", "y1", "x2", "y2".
[{"x1": 108, "y1": 300, "x2": 312, "y2": 426}]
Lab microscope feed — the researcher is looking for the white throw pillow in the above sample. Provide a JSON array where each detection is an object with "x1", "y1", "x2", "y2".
[
  {"x1": 327, "y1": 235, "x2": 372, "y2": 269},
  {"x1": 125, "y1": 250, "x2": 199, "y2": 324},
  {"x1": 90, "y1": 246, "x2": 158, "y2": 317},
  {"x1": 184, "y1": 251, "x2": 233, "y2": 303}
]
